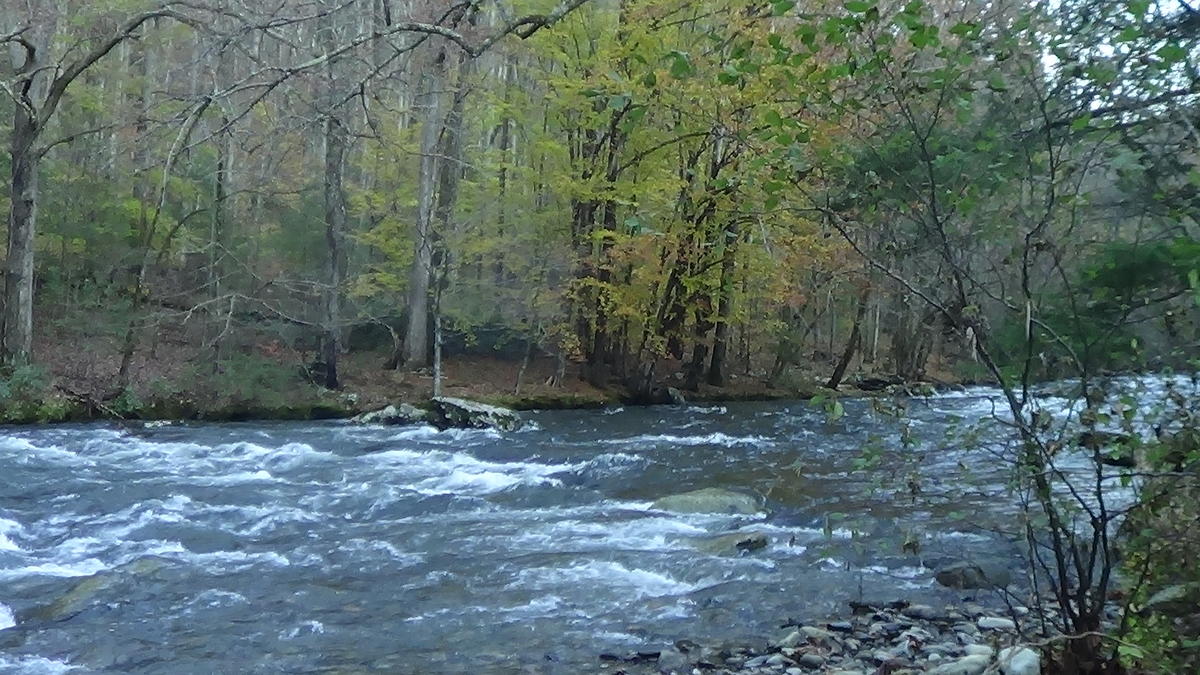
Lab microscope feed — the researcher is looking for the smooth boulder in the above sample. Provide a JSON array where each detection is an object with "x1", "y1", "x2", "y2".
[
  {"x1": 350, "y1": 403, "x2": 430, "y2": 425},
  {"x1": 998, "y1": 646, "x2": 1041, "y2": 675},
  {"x1": 651, "y1": 488, "x2": 761, "y2": 515},
  {"x1": 430, "y1": 397, "x2": 522, "y2": 431}
]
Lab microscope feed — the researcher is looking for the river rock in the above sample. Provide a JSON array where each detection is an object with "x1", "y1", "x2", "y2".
[
  {"x1": 650, "y1": 488, "x2": 761, "y2": 515},
  {"x1": 928, "y1": 654, "x2": 990, "y2": 675},
  {"x1": 997, "y1": 646, "x2": 1040, "y2": 675},
  {"x1": 429, "y1": 397, "x2": 522, "y2": 431},
  {"x1": 774, "y1": 630, "x2": 804, "y2": 648},
  {"x1": 800, "y1": 626, "x2": 835, "y2": 643},
  {"x1": 796, "y1": 653, "x2": 825, "y2": 668},
  {"x1": 350, "y1": 403, "x2": 430, "y2": 425},
  {"x1": 963, "y1": 644, "x2": 994, "y2": 658},
  {"x1": 666, "y1": 387, "x2": 687, "y2": 405},
  {"x1": 901, "y1": 604, "x2": 947, "y2": 621},
  {"x1": 934, "y1": 560, "x2": 1011, "y2": 589},
  {"x1": 696, "y1": 531, "x2": 768, "y2": 555},
  {"x1": 977, "y1": 616, "x2": 1016, "y2": 630}
]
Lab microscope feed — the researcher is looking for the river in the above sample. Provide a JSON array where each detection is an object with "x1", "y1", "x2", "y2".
[{"x1": 0, "y1": 382, "x2": 1164, "y2": 673}]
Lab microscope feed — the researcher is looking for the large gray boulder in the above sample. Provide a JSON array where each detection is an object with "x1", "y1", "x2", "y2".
[
  {"x1": 934, "y1": 560, "x2": 1012, "y2": 589},
  {"x1": 351, "y1": 403, "x2": 431, "y2": 425},
  {"x1": 430, "y1": 397, "x2": 522, "y2": 431},
  {"x1": 651, "y1": 488, "x2": 762, "y2": 515}
]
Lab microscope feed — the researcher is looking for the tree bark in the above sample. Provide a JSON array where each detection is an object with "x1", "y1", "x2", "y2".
[
  {"x1": 321, "y1": 114, "x2": 349, "y2": 389},
  {"x1": 827, "y1": 286, "x2": 871, "y2": 390},
  {"x1": 402, "y1": 59, "x2": 446, "y2": 369},
  {"x1": 4, "y1": 115, "x2": 39, "y2": 365},
  {"x1": 708, "y1": 222, "x2": 740, "y2": 386}
]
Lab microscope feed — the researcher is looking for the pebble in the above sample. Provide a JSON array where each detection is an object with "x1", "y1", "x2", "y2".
[
  {"x1": 963, "y1": 644, "x2": 995, "y2": 658},
  {"x1": 774, "y1": 630, "x2": 803, "y2": 648},
  {"x1": 742, "y1": 654, "x2": 770, "y2": 668},
  {"x1": 800, "y1": 626, "x2": 834, "y2": 642},
  {"x1": 928, "y1": 653, "x2": 991, "y2": 675},
  {"x1": 796, "y1": 653, "x2": 825, "y2": 668},
  {"x1": 977, "y1": 616, "x2": 1017, "y2": 630},
  {"x1": 901, "y1": 604, "x2": 943, "y2": 621}
]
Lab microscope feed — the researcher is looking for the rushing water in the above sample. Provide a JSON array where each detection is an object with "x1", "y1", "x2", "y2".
[{"x1": 0, "y1": 380, "x2": 1185, "y2": 674}]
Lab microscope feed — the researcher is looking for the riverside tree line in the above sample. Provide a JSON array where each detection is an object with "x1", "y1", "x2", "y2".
[{"x1": 1, "y1": 0, "x2": 1196, "y2": 397}]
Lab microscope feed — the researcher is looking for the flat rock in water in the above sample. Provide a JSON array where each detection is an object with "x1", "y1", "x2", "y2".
[
  {"x1": 696, "y1": 531, "x2": 768, "y2": 555},
  {"x1": 350, "y1": 403, "x2": 430, "y2": 425},
  {"x1": 429, "y1": 397, "x2": 522, "y2": 431},
  {"x1": 650, "y1": 488, "x2": 761, "y2": 515}
]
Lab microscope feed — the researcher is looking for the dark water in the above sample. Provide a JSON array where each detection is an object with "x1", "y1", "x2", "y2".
[{"x1": 0, "y1": 383, "x2": 1155, "y2": 674}]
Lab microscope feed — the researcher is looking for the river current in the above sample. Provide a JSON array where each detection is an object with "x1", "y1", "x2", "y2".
[{"x1": 0, "y1": 382, "x2": 1170, "y2": 674}]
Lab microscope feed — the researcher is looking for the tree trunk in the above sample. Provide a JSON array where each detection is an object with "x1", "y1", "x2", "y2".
[
  {"x1": 708, "y1": 222, "x2": 740, "y2": 386},
  {"x1": 827, "y1": 286, "x2": 870, "y2": 389},
  {"x1": 321, "y1": 115, "x2": 349, "y2": 389},
  {"x1": 3, "y1": 115, "x2": 39, "y2": 365},
  {"x1": 402, "y1": 64, "x2": 445, "y2": 369}
]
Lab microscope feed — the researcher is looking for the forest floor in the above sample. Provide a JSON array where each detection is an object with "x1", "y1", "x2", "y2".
[{"x1": 4, "y1": 318, "x2": 971, "y2": 423}]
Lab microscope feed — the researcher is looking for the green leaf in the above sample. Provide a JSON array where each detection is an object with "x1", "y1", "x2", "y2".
[
  {"x1": 668, "y1": 51, "x2": 694, "y2": 78},
  {"x1": 608, "y1": 94, "x2": 629, "y2": 110},
  {"x1": 772, "y1": 0, "x2": 796, "y2": 15},
  {"x1": 1157, "y1": 43, "x2": 1187, "y2": 64},
  {"x1": 843, "y1": 1, "x2": 872, "y2": 13},
  {"x1": 949, "y1": 21, "x2": 978, "y2": 38},
  {"x1": 765, "y1": 109, "x2": 784, "y2": 127},
  {"x1": 1115, "y1": 26, "x2": 1141, "y2": 43}
]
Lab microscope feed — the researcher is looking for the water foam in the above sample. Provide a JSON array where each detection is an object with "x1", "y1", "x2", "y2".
[
  {"x1": 0, "y1": 655, "x2": 78, "y2": 674},
  {"x1": 515, "y1": 560, "x2": 703, "y2": 598},
  {"x1": 366, "y1": 448, "x2": 582, "y2": 496},
  {"x1": 0, "y1": 517, "x2": 23, "y2": 552},
  {"x1": 0, "y1": 602, "x2": 14, "y2": 630},
  {"x1": 604, "y1": 433, "x2": 770, "y2": 447}
]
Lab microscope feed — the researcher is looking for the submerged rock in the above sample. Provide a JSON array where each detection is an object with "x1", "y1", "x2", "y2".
[
  {"x1": 650, "y1": 488, "x2": 761, "y2": 515},
  {"x1": 19, "y1": 557, "x2": 170, "y2": 624},
  {"x1": 429, "y1": 397, "x2": 521, "y2": 431},
  {"x1": 696, "y1": 531, "x2": 768, "y2": 555},
  {"x1": 934, "y1": 560, "x2": 1011, "y2": 589},
  {"x1": 350, "y1": 403, "x2": 430, "y2": 425}
]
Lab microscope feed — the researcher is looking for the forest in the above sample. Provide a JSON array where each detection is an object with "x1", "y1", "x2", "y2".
[
  {"x1": 3, "y1": 2, "x2": 1200, "y2": 673},
  {"x1": 0, "y1": 0, "x2": 1194, "y2": 420}
]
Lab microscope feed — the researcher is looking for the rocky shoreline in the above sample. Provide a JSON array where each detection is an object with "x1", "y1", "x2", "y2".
[{"x1": 600, "y1": 599, "x2": 1042, "y2": 675}]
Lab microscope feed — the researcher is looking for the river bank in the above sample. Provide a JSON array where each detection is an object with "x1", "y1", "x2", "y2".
[
  {"x1": 0, "y1": 345, "x2": 958, "y2": 425},
  {"x1": 600, "y1": 597, "x2": 1045, "y2": 675}
]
